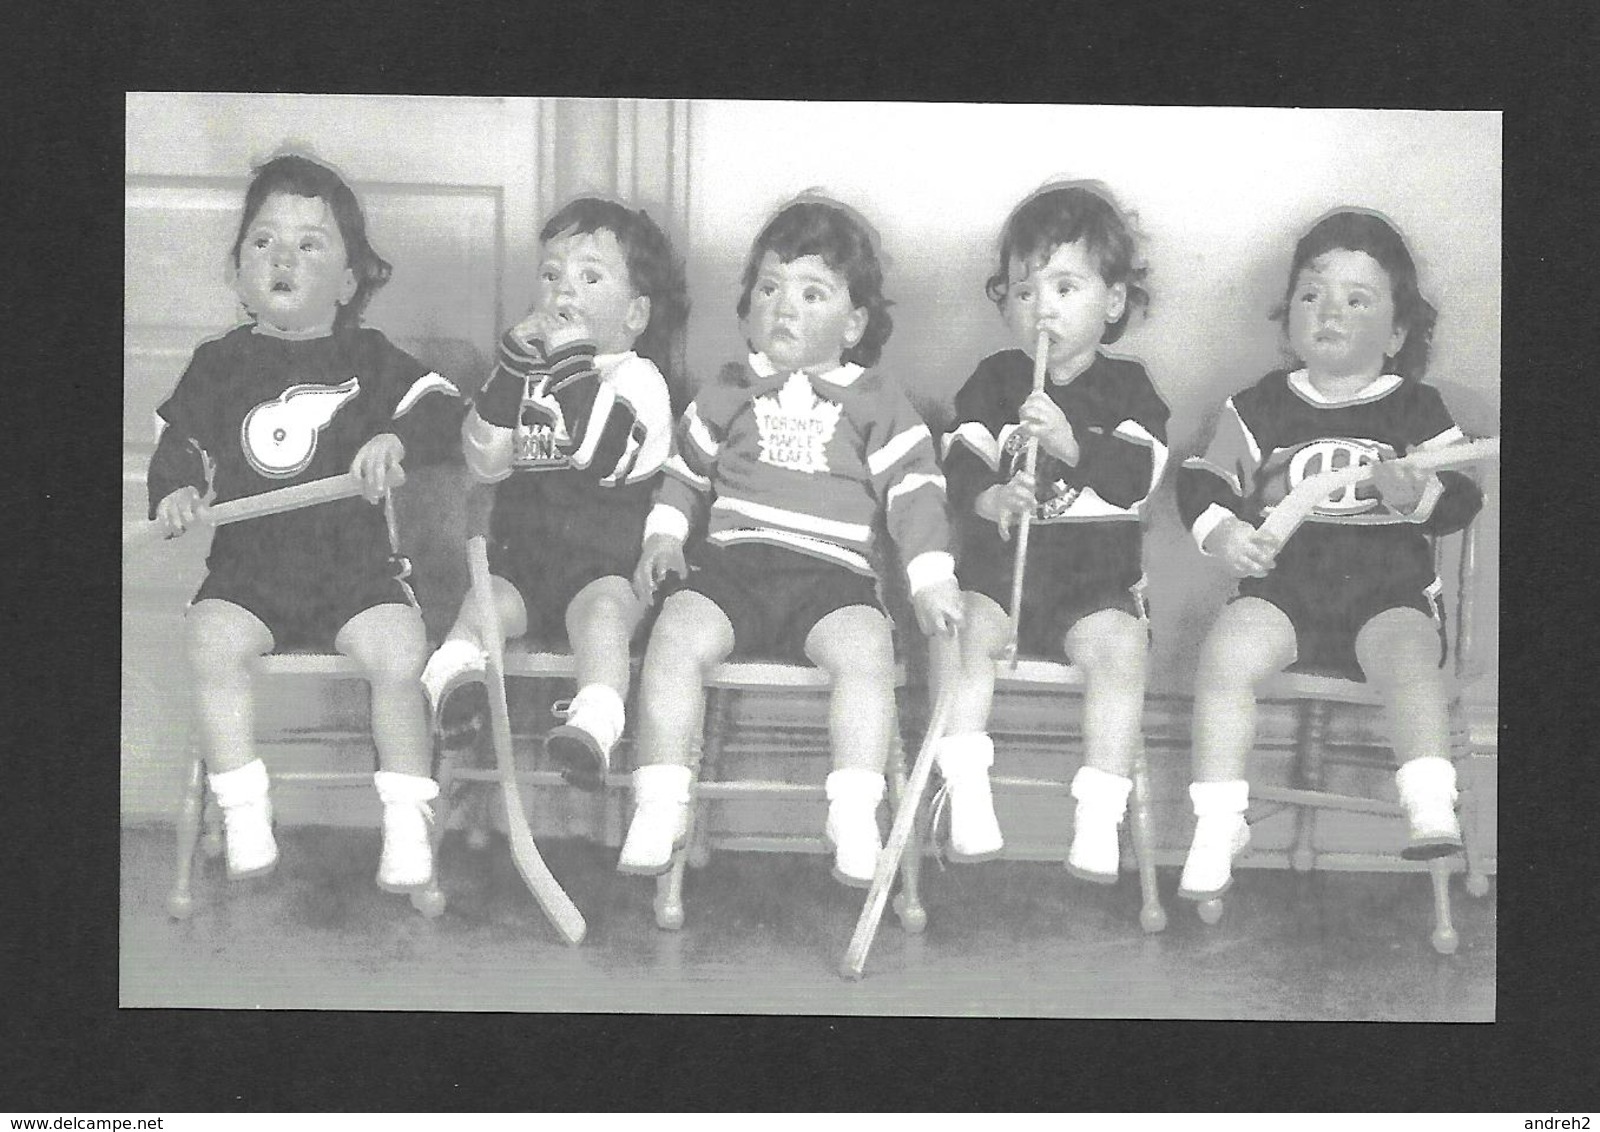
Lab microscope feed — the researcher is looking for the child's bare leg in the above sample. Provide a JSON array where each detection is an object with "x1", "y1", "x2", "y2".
[
  {"x1": 806, "y1": 605, "x2": 898, "y2": 885},
  {"x1": 931, "y1": 592, "x2": 1009, "y2": 860},
  {"x1": 1180, "y1": 597, "x2": 1297, "y2": 900},
  {"x1": 186, "y1": 600, "x2": 274, "y2": 775},
  {"x1": 1355, "y1": 606, "x2": 1462, "y2": 858},
  {"x1": 339, "y1": 602, "x2": 438, "y2": 890},
  {"x1": 619, "y1": 590, "x2": 734, "y2": 875},
  {"x1": 1063, "y1": 608, "x2": 1148, "y2": 882},
  {"x1": 549, "y1": 575, "x2": 647, "y2": 789},
  {"x1": 186, "y1": 599, "x2": 276, "y2": 877}
]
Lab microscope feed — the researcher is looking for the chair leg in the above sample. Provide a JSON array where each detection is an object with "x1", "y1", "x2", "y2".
[
  {"x1": 168, "y1": 755, "x2": 206, "y2": 920},
  {"x1": 888, "y1": 730, "x2": 927, "y2": 934},
  {"x1": 687, "y1": 689, "x2": 730, "y2": 871},
  {"x1": 1129, "y1": 748, "x2": 1166, "y2": 933},
  {"x1": 1290, "y1": 700, "x2": 1332, "y2": 873},
  {"x1": 654, "y1": 806, "x2": 692, "y2": 931},
  {"x1": 1428, "y1": 856, "x2": 1459, "y2": 954}
]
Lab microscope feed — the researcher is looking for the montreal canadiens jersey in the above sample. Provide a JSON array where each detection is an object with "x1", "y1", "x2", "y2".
[
  {"x1": 468, "y1": 350, "x2": 674, "y2": 555},
  {"x1": 942, "y1": 350, "x2": 1169, "y2": 573},
  {"x1": 656, "y1": 353, "x2": 952, "y2": 581},
  {"x1": 1176, "y1": 368, "x2": 1483, "y2": 586},
  {"x1": 149, "y1": 324, "x2": 463, "y2": 575}
]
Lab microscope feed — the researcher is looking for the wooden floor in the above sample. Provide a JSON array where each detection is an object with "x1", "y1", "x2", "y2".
[{"x1": 120, "y1": 823, "x2": 1495, "y2": 1020}]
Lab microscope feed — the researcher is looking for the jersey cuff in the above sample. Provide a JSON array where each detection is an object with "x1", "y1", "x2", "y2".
[
  {"x1": 644, "y1": 504, "x2": 690, "y2": 543},
  {"x1": 906, "y1": 551, "x2": 956, "y2": 595},
  {"x1": 462, "y1": 410, "x2": 514, "y2": 483},
  {"x1": 1191, "y1": 504, "x2": 1235, "y2": 555}
]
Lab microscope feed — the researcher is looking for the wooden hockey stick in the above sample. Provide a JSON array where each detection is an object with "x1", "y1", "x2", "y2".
[
  {"x1": 124, "y1": 472, "x2": 368, "y2": 554},
  {"x1": 841, "y1": 630, "x2": 961, "y2": 980},
  {"x1": 1258, "y1": 437, "x2": 1499, "y2": 546},
  {"x1": 1001, "y1": 328, "x2": 1051, "y2": 666},
  {"x1": 468, "y1": 536, "x2": 588, "y2": 945}
]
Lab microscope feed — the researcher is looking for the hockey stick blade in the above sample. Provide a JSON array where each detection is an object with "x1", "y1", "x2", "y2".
[
  {"x1": 469, "y1": 537, "x2": 587, "y2": 945},
  {"x1": 841, "y1": 631, "x2": 960, "y2": 979}
]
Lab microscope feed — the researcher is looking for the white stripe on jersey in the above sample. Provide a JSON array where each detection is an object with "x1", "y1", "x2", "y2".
[
  {"x1": 393, "y1": 371, "x2": 460, "y2": 417},
  {"x1": 885, "y1": 472, "x2": 946, "y2": 509},
  {"x1": 664, "y1": 453, "x2": 711, "y2": 490},
  {"x1": 866, "y1": 423, "x2": 931, "y2": 477},
  {"x1": 709, "y1": 528, "x2": 873, "y2": 574},
  {"x1": 1413, "y1": 425, "x2": 1467, "y2": 451},
  {"x1": 1182, "y1": 454, "x2": 1243, "y2": 497},
  {"x1": 1112, "y1": 418, "x2": 1168, "y2": 498},
  {"x1": 942, "y1": 422, "x2": 1001, "y2": 470},
  {"x1": 685, "y1": 404, "x2": 719, "y2": 459},
  {"x1": 713, "y1": 496, "x2": 873, "y2": 543}
]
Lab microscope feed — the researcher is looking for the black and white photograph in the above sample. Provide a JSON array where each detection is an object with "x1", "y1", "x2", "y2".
[{"x1": 119, "y1": 93, "x2": 1500, "y2": 1022}]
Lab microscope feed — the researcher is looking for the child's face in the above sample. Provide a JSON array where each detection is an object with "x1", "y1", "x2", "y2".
[
  {"x1": 744, "y1": 252, "x2": 867, "y2": 375},
  {"x1": 1003, "y1": 239, "x2": 1126, "y2": 369},
  {"x1": 530, "y1": 227, "x2": 649, "y2": 354},
  {"x1": 1286, "y1": 248, "x2": 1406, "y2": 381},
  {"x1": 232, "y1": 193, "x2": 357, "y2": 335}
]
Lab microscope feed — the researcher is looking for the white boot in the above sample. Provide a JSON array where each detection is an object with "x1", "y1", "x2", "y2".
[
  {"x1": 824, "y1": 768, "x2": 886, "y2": 887},
  {"x1": 618, "y1": 764, "x2": 692, "y2": 876},
  {"x1": 547, "y1": 683, "x2": 624, "y2": 792},
  {"x1": 208, "y1": 759, "x2": 279, "y2": 880},
  {"x1": 1178, "y1": 780, "x2": 1251, "y2": 901},
  {"x1": 421, "y1": 638, "x2": 488, "y2": 743},
  {"x1": 1396, "y1": 756, "x2": 1463, "y2": 860},
  {"x1": 1066, "y1": 765, "x2": 1132, "y2": 884},
  {"x1": 374, "y1": 771, "x2": 439, "y2": 892},
  {"x1": 934, "y1": 734, "x2": 1004, "y2": 860}
]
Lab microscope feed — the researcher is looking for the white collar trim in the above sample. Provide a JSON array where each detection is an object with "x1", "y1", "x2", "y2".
[
  {"x1": 750, "y1": 351, "x2": 864, "y2": 387},
  {"x1": 1288, "y1": 368, "x2": 1403, "y2": 405}
]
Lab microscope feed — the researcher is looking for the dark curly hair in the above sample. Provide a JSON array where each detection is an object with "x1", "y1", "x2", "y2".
[
  {"x1": 1273, "y1": 209, "x2": 1436, "y2": 382},
  {"x1": 736, "y1": 197, "x2": 893, "y2": 367},
  {"x1": 541, "y1": 197, "x2": 691, "y2": 396},
  {"x1": 231, "y1": 153, "x2": 391, "y2": 330},
  {"x1": 984, "y1": 181, "x2": 1149, "y2": 344}
]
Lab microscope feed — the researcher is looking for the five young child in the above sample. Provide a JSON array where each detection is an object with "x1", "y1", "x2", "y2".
[{"x1": 147, "y1": 152, "x2": 1484, "y2": 916}]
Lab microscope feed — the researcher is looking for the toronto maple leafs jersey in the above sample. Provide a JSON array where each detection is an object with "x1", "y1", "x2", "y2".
[
  {"x1": 942, "y1": 350, "x2": 1169, "y2": 580},
  {"x1": 465, "y1": 350, "x2": 674, "y2": 558},
  {"x1": 653, "y1": 353, "x2": 953, "y2": 585},
  {"x1": 1176, "y1": 368, "x2": 1483, "y2": 589},
  {"x1": 148, "y1": 324, "x2": 463, "y2": 576}
]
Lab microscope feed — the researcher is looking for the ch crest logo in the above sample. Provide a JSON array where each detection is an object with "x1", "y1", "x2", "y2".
[
  {"x1": 1286, "y1": 438, "x2": 1386, "y2": 514},
  {"x1": 241, "y1": 378, "x2": 360, "y2": 478},
  {"x1": 753, "y1": 373, "x2": 842, "y2": 474}
]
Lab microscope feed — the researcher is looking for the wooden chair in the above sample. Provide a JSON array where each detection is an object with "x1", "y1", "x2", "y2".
[
  {"x1": 1191, "y1": 502, "x2": 1494, "y2": 954},
  {"x1": 651, "y1": 659, "x2": 926, "y2": 934},
  {"x1": 972, "y1": 657, "x2": 1169, "y2": 933}
]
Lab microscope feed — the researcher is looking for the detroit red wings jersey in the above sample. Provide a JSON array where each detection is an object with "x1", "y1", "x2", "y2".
[
  {"x1": 1177, "y1": 368, "x2": 1482, "y2": 585},
  {"x1": 656, "y1": 353, "x2": 952, "y2": 581},
  {"x1": 149, "y1": 324, "x2": 462, "y2": 573}
]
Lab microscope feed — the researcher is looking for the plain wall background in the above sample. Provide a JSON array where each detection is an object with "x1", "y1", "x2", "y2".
[{"x1": 683, "y1": 102, "x2": 1500, "y2": 690}]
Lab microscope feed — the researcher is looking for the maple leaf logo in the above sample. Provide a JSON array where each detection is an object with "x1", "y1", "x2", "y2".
[{"x1": 752, "y1": 372, "x2": 843, "y2": 474}]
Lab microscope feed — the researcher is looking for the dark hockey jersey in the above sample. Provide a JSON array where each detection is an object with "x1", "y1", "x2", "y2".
[
  {"x1": 149, "y1": 323, "x2": 463, "y2": 575},
  {"x1": 1176, "y1": 368, "x2": 1483, "y2": 587},
  {"x1": 941, "y1": 349, "x2": 1169, "y2": 574}
]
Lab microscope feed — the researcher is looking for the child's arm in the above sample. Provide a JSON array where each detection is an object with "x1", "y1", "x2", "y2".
[
  {"x1": 870, "y1": 387, "x2": 962, "y2": 635},
  {"x1": 1370, "y1": 386, "x2": 1485, "y2": 536},
  {"x1": 632, "y1": 387, "x2": 724, "y2": 603},
  {"x1": 462, "y1": 325, "x2": 556, "y2": 483},
  {"x1": 1177, "y1": 397, "x2": 1280, "y2": 577},
  {"x1": 146, "y1": 345, "x2": 219, "y2": 530},
  {"x1": 943, "y1": 357, "x2": 1036, "y2": 537},
  {"x1": 1043, "y1": 365, "x2": 1171, "y2": 511}
]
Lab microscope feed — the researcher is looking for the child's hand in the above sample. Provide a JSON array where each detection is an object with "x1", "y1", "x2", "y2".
[
  {"x1": 633, "y1": 533, "x2": 688, "y2": 604},
  {"x1": 1369, "y1": 460, "x2": 1435, "y2": 512},
  {"x1": 1018, "y1": 391, "x2": 1079, "y2": 464},
  {"x1": 912, "y1": 577, "x2": 965, "y2": 637},
  {"x1": 976, "y1": 473, "x2": 1037, "y2": 541},
  {"x1": 511, "y1": 308, "x2": 590, "y2": 353},
  {"x1": 155, "y1": 485, "x2": 209, "y2": 539},
  {"x1": 1204, "y1": 515, "x2": 1281, "y2": 578},
  {"x1": 350, "y1": 433, "x2": 407, "y2": 502}
]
